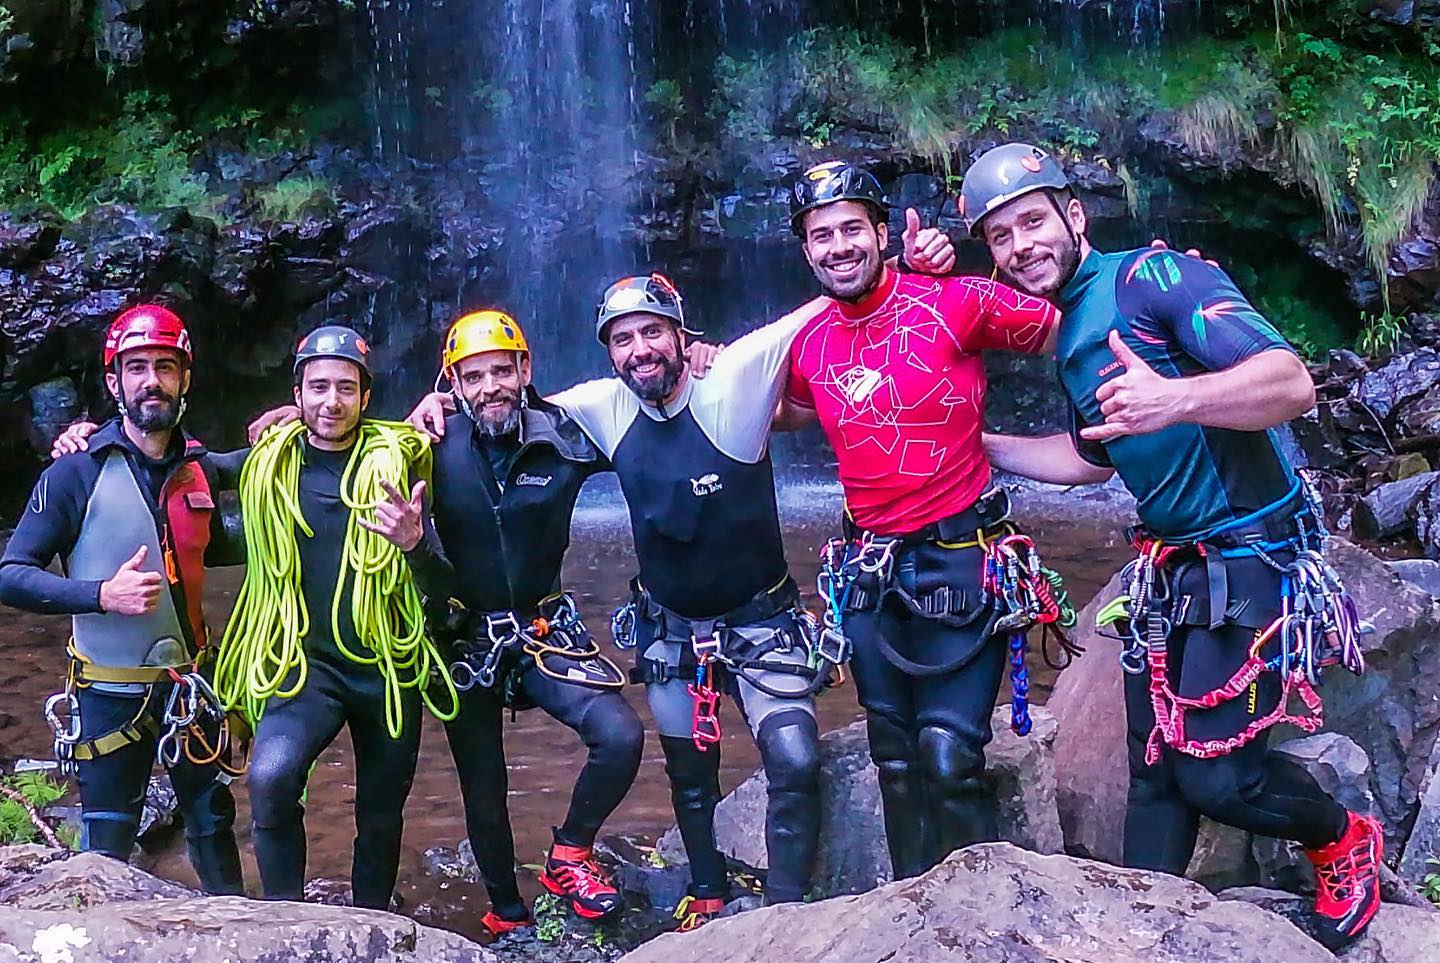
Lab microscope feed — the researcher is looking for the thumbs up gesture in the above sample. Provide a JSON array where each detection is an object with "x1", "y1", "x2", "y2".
[
  {"x1": 99, "y1": 546, "x2": 164, "y2": 615},
  {"x1": 901, "y1": 207, "x2": 956, "y2": 275},
  {"x1": 1080, "y1": 330, "x2": 1185, "y2": 442}
]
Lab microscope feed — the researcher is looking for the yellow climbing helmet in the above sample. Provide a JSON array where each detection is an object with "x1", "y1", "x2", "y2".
[{"x1": 442, "y1": 310, "x2": 529, "y2": 371}]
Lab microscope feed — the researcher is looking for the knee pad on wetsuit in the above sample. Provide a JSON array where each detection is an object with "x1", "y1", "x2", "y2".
[
  {"x1": 245, "y1": 749, "x2": 309, "y2": 827},
  {"x1": 1171, "y1": 754, "x2": 1258, "y2": 822},
  {"x1": 659, "y1": 734, "x2": 721, "y2": 806},
  {"x1": 866, "y1": 711, "x2": 919, "y2": 780},
  {"x1": 756, "y1": 710, "x2": 821, "y2": 796},
  {"x1": 81, "y1": 810, "x2": 141, "y2": 860},
  {"x1": 916, "y1": 724, "x2": 986, "y2": 791}
]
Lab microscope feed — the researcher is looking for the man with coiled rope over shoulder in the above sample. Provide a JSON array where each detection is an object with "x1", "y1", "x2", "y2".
[
  {"x1": 0, "y1": 305, "x2": 246, "y2": 894},
  {"x1": 223, "y1": 325, "x2": 451, "y2": 910},
  {"x1": 364, "y1": 310, "x2": 645, "y2": 934}
]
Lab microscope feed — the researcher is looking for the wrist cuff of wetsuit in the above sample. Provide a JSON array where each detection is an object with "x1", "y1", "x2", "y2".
[
  {"x1": 896, "y1": 254, "x2": 915, "y2": 274},
  {"x1": 90, "y1": 579, "x2": 107, "y2": 614}
]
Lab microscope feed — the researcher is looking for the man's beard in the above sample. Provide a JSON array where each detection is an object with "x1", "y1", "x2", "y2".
[
  {"x1": 999, "y1": 236, "x2": 1082, "y2": 299},
  {"x1": 303, "y1": 407, "x2": 360, "y2": 444},
  {"x1": 124, "y1": 387, "x2": 183, "y2": 432},
  {"x1": 620, "y1": 352, "x2": 685, "y2": 403},
  {"x1": 471, "y1": 392, "x2": 522, "y2": 438},
  {"x1": 814, "y1": 249, "x2": 883, "y2": 303}
]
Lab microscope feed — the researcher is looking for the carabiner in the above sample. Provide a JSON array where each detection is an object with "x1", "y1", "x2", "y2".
[{"x1": 44, "y1": 691, "x2": 82, "y2": 744}]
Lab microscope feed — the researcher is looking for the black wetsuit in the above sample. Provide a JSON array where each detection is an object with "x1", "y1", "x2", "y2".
[
  {"x1": 244, "y1": 440, "x2": 421, "y2": 910},
  {"x1": 405, "y1": 396, "x2": 644, "y2": 922},
  {"x1": 0, "y1": 420, "x2": 243, "y2": 894},
  {"x1": 556, "y1": 319, "x2": 823, "y2": 906},
  {"x1": 1055, "y1": 248, "x2": 1348, "y2": 870}
]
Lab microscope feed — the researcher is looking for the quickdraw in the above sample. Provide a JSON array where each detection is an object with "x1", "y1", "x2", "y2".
[
  {"x1": 982, "y1": 533, "x2": 1081, "y2": 737},
  {"x1": 814, "y1": 534, "x2": 894, "y2": 670},
  {"x1": 1111, "y1": 530, "x2": 1365, "y2": 764},
  {"x1": 610, "y1": 601, "x2": 637, "y2": 650},
  {"x1": 689, "y1": 633, "x2": 724, "y2": 752},
  {"x1": 451, "y1": 595, "x2": 623, "y2": 693},
  {"x1": 44, "y1": 690, "x2": 81, "y2": 776},
  {"x1": 156, "y1": 668, "x2": 248, "y2": 777}
]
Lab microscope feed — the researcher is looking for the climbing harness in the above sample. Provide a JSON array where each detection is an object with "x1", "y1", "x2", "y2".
[
  {"x1": 820, "y1": 491, "x2": 1079, "y2": 731},
  {"x1": 449, "y1": 593, "x2": 625, "y2": 694},
  {"x1": 981, "y1": 532, "x2": 1082, "y2": 736},
  {"x1": 624, "y1": 578, "x2": 829, "y2": 752},
  {"x1": 212, "y1": 419, "x2": 459, "y2": 738},
  {"x1": 1101, "y1": 482, "x2": 1364, "y2": 763}
]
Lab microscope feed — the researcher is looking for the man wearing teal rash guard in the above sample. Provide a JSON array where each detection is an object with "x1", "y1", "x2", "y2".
[{"x1": 961, "y1": 143, "x2": 1381, "y2": 951}]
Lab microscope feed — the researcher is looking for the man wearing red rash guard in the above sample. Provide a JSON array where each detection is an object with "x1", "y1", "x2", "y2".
[{"x1": 777, "y1": 162, "x2": 1059, "y2": 880}]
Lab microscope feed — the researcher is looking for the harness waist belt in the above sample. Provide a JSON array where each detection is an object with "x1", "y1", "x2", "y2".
[
  {"x1": 633, "y1": 576, "x2": 800, "y2": 641},
  {"x1": 845, "y1": 488, "x2": 1012, "y2": 546}
]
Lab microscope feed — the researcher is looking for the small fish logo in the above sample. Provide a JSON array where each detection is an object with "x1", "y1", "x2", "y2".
[{"x1": 690, "y1": 473, "x2": 723, "y2": 497}]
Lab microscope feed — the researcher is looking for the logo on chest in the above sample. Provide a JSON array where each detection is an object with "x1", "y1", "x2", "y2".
[
  {"x1": 836, "y1": 364, "x2": 882, "y2": 404},
  {"x1": 1097, "y1": 359, "x2": 1124, "y2": 379},
  {"x1": 515, "y1": 473, "x2": 553, "y2": 487},
  {"x1": 690, "y1": 473, "x2": 723, "y2": 497}
]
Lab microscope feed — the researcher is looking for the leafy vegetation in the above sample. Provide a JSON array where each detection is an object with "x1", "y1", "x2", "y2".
[
  {"x1": 254, "y1": 175, "x2": 338, "y2": 222},
  {"x1": 1356, "y1": 312, "x2": 1406, "y2": 357},
  {"x1": 1423, "y1": 858, "x2": 1440, "y2": 906},
  {"x1": 0, "y1": 771, "x2": 70, "y2": 846},
  {"x1": 701, "y1": 23, "x2": 1439, "y2": 350},
  {"x1": 0, "y1": 90, "x2": 355, "y2": 220}
]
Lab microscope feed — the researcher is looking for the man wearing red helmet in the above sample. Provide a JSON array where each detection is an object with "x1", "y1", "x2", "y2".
[{"x1": 0, "y1": 305, "x2": 246, "y2": 895}]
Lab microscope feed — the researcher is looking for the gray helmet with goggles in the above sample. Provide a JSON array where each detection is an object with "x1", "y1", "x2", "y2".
[{"x1": 595, "y1": 273, "x2": 701, "y2": 344}]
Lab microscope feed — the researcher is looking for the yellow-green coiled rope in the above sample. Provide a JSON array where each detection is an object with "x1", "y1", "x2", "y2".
[{"x1": 213, "y1": 419, "x2": 459, "y2": 737}]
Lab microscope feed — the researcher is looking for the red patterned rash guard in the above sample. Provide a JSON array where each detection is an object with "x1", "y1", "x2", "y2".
[{"x1": 785, "y1": 269, "x2": 1059, "y2": 535}]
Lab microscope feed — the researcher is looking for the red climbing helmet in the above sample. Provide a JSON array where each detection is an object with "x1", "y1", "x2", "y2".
[{"x1": 103, "y1": 304, "x2": 193, "y2": 367}]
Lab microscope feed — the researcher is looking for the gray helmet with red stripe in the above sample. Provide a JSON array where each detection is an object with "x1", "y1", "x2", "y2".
[{"x1": 959, "y1": 143, "x2": 1070, "y2": 236}]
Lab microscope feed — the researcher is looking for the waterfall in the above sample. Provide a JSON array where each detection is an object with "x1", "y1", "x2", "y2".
[{"x1": 365, "y1": 0, "x2": 413, "y2": 163}]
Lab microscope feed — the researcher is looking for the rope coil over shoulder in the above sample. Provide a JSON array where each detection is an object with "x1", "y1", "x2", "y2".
[{"x1": 212, "y1": 419, "x2": 459, "y2": 737}]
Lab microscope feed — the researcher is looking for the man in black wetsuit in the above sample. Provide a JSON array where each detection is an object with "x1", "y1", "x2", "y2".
[
  {"x1": 0, "y1": 305, "x2": 245, "y2": 894},
  {"x1": 228, "y1": 325, "x2": 442, "y2": 910},
  {"x1": 365, "y1": 310, "x2": 644, "y2": 934},
  {"x1": 546, "y1": 275, "x2": 836, "y2": 928}
]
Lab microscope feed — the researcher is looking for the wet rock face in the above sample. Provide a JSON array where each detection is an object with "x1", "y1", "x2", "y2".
[
  {"x1": 1398, "y1": 739, "x2": 1440, "y2": 883},
  {"x1": 0, "y1": 844, "x2": 497, "y2": 962},
  {"x1": 619, "y1": 842, "x2": 1337, "y2": 963}
]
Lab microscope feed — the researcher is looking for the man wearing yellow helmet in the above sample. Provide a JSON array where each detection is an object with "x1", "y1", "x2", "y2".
[{"x1": 365, "y1": 309, "x2": 645, "y2": 933}]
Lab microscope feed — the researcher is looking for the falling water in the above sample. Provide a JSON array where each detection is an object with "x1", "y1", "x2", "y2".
[{"x1": 365, "y1": 0, "x2": 413, "y2": 163}]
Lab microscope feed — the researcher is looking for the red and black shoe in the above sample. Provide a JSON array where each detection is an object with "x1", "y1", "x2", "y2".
[
  {"x1": 480, "y1": 910, "x2": 533, "y2": 937},
  {"x1": 1306, "y1": 811, "x2": 1384, "y2": 951},
  {"x1": 539, "y1": 842, "x2": 623, "y2": 920},
  {"x1": 672, "y1": 893, "x2": 727, "y2": 932}
]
